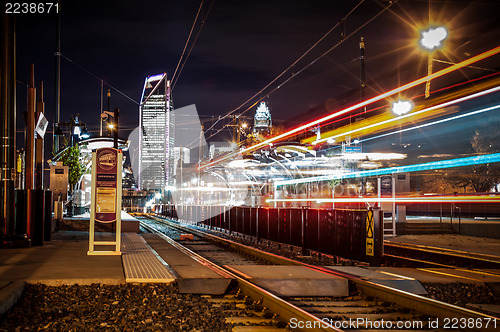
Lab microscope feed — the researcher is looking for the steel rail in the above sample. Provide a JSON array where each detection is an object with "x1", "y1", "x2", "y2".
[
  {"x1": 140, "y1": 219, "x2": 340, "y2": 332},
  {"x1": 385, "y1": 241, "x2": 500, "y2": 266},
  {"x1": 147, "y1": 215, "x2": 499, "y2": 330}
]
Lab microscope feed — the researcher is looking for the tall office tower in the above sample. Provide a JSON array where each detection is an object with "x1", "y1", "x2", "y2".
[
  {"x1": 138, "y1": 73, "x2": 174, "y2": 190},
  {"x1": 253, "y1": 101, "x2": 272, "y2": 134}
]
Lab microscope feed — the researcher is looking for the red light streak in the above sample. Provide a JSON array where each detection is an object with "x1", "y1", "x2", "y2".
[
  {"x1": 267, "y1": 195, "x2": 500, "y2": 204},
  {"x1": 200, "y1": 45, "x2": 500, "y2": 170}
]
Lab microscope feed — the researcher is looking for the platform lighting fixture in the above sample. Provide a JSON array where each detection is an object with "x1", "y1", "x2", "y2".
[
  {"x1": 108, "y1": 123, "x2": 114, "y2": 130},
  {"x1": 80, "y1": 126, "x2": 90, "y2": 139},
  {"x1": 391, "y1": 99, "x2": 414, "y2": 116}
]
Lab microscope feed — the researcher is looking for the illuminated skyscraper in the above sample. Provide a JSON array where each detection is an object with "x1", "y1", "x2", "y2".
[
  {"x1": 138, "y1": 73, "x2": 174, "y2": 190},
  {"x1": 253, "y1": 101, "x2": 272, "y2": 134}
]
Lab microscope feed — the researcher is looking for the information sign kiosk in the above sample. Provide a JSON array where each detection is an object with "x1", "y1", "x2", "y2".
[{"x1": 88, "y1": 148, "x2": 122, "y2": 255}]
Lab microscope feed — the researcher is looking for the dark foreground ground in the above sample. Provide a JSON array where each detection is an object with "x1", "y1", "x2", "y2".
[{"x1": 0, "y1": 283, "x2": 232, "y2": 331}]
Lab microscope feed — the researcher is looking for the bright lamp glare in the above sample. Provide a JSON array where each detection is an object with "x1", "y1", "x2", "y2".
[
  {"x1": 108, "y1": 123, "x2": 114, "y2": 129},
  {"x1": 420, "y1": 26, "x2": 448, "y2": 51},
  {"x1": 391, "y1": 99, "x2": 414, "y2": 116}
]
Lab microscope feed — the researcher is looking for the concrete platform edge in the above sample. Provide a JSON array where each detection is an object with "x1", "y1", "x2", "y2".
[
  {"x1": 24, "y1": 279, "x2": 125, "y2": 286},
  {"x1": 0, "y1": 281, "x2": 25, "y2": 316}
]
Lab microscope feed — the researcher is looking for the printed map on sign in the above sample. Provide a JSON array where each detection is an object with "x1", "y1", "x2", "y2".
[{"x1": 96, "y1": 188, "x2": 116, "y2": 213}]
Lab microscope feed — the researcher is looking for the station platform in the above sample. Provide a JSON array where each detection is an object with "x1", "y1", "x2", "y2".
[
  {"x1": 2, "y1": 223, "x2": 500, "y2": 316},
  {"x1": 390, "y1": 215, "x2": 500, "y2": 239},
  {"x1": 386, "y1": 233, "x2": 500, "y2": 259}
]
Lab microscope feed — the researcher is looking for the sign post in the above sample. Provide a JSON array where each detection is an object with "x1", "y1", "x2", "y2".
[
  {"x1": 366, "y1": 207, "x2": 383, "y2": 266},
  {"x1": 88, "y1": 148, "x2": 122, "y2": 255}
]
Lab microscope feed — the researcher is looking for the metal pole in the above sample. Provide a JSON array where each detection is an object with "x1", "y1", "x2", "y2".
[
  {"x1": 1, "y1": 11, "x2": 16, "y2": 235},
  {"x1": 35, "y1": 81, "x2": 44, "y2": 190},
  {"x1": 425, "y1": 54, "x2": 433, "y2": 98},
  {"x1": 107, "y1": 89, "x2": 110, "y2": 136},
  {"x1": 391, "y1": 174, "x2": 396, "y2": 236},
  {"x1": 113, "y1": 108, "x2": 118, "y2": 148},
  {"x1": 360, "y1": 37, "x2": 366, "y2": 115},
  {"x1": 53, "y1": 4, "x2": 61, "y2": 153},
  {"x1": 26, "y1": 64, "x2": 36, "y2": 190},
  {"x1": 99, "y1": 80, "x2": 103, "y2": 136},
  {"x1": 69, "y1": 119, "x2": 74, "y2": 147}
]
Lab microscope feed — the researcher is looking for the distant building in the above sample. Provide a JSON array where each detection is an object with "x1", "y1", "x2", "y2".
[
  {"x1": 253, "y1": 102, "x2": 272, "y2": 134},
  {"x1": 138, "y1": 73, "x2": 174, "y2": 190}
]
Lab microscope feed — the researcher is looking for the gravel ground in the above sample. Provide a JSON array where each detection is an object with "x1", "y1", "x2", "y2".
[
  {"x1": 0, "y1": 283, "x2": 232, "y2": 332},
  {"x1": 423, "y1": 282, "x2": 499, "y2": 307}
]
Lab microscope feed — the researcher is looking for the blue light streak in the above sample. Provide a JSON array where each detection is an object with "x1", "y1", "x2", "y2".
[{"x1": 275, "y1": 153, "x2": 500, "y2": 187}]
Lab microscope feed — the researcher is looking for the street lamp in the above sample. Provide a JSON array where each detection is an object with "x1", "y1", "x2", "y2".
[
  {"x1": 419, "y1": 26, "x2": 448, "y2": 51},
  {"x1": 55, "y1": 116, "x2": 90, "y2": 149},
  {"x1": 391, "y1": 99, "x2": 414, "y2": 116},
  {"x1": 55, "y1": 116, "x2": 89, "y2": 148},
  {"x1": 80, "y1": 126, "x2": 90, "y2": 139},
  {"x1": 418, "y1": 25, "x2": 448, "y2": 98}
]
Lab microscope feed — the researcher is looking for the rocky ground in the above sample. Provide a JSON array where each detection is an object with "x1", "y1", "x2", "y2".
[
  {"x1": 0, "y1": 283, "x2": 232, "y2": 332},
  {"x1": 423, "y1": 282, "x2": 499, "y2": 307}
]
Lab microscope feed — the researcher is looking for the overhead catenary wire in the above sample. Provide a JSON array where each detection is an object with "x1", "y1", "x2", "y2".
[
  {"x1": 60, "y1": 53, "x2": 140, "y2": 106},
  {"x1": 171, "y1": 0, "x2": 205, "y2": 85},
  {"x1": 171, "y1": 0, "x2": 215, "y2": 90},
  {"x1": 201, "y1": 0, "x2": 397, "y2": 146},
  {"x1": 201, "y1": 0, "x2": 366, "y2": 136}
]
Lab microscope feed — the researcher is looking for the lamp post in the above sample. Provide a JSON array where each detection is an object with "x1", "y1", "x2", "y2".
[
  {"x1": 54, "y1": 116, "x2": 89, "y2": 149},
  {"x1": 419, "y1": 26, "x2": 448, "y2": 98}
]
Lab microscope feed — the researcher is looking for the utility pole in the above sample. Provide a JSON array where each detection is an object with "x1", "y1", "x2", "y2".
[
  {"x1": 53, "y1": 2, "x2": 61, "y2": 153},
  {"x1": 99, "y1": 80, "x2": 103, "y2": 136},
  {"x1": 359, "y1": 37, "x2": 366, "y2": 195},
  {"x1": 360, "y1": 37, "x2": 366, "y2": 115},
  {"x1": 35, "y1": 81, "x2": 45, "y2": 190},
  {"x1": 1, "y1": 11, "x2": 16, "y2": 236},
  {"x1": 26, "y1": 64, "x2": 36, "y2": 190}
]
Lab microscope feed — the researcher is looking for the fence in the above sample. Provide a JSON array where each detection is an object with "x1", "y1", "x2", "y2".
[{"x1": 154, "y1": 204, "x2": 383, "y2": 265}]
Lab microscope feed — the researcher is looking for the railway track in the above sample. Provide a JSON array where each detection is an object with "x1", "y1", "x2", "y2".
[
  {"x1": 138, "y1": 215, "x2": 499, "y2": 331},
  {"x1": 384, "y1": 241, "x2": 500, "y2": 270}
]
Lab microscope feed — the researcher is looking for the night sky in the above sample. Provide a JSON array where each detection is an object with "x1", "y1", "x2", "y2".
[{"x1": 13, "y1": 0, "x2": 500, "y2": 148}]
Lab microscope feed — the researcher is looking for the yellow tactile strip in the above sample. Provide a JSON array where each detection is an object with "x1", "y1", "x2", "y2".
[{"x1": 121, "y1": 233, "x2": 176, "y2": 283}]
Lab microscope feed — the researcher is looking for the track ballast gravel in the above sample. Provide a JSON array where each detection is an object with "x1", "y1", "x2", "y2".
[{"x1": 0, "y1": 283, "x2": 232, "y2": 332}]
